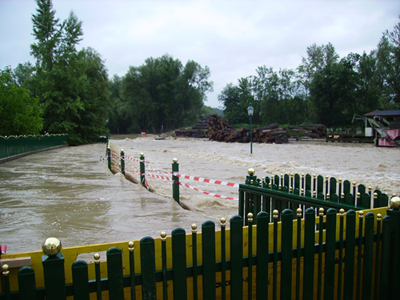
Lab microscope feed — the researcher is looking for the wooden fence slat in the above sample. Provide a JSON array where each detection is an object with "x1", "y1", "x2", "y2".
[
  {"x1": 230, "y1": 215, "x2": 243, "y2": 300},
  {"x1": 343, "y1": 210, "x2": 356, "y2": 300},
  {"x1": 72, "y1": 260, "x2": 90, "y2": 300},
  {"x1": 17, "y1": 266, "x2": 36, "y2": 300},
  {"x1": 202, "y1": 221, "x2": 216, "y2": 300},
  {"x1": 140, "y1": 237, "x2": 157, "y2": 300},
  {"x1": 362, "y1": 212, "x2": 375, "y2": 300},
  {"x1": 172, "y1": 228, "x2": 187, "y2": 300}
]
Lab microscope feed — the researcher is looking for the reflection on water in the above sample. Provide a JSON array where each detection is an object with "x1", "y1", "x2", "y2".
[{"x1": 0, "y1": 143, "x2": 207, "y2": 253}]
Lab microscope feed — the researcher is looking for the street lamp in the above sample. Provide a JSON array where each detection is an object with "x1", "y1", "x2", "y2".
[{"x1": 247, "y1": 103, "x2": 254, "y2": 154}]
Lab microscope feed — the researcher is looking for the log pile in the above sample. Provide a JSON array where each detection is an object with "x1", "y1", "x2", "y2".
[{"x1": 174, "y1": 115, "x2": 326, "y2": 143}]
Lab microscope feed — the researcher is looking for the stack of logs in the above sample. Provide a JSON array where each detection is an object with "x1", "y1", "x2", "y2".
[{"x1": 174, "y1": 115, "x2": 326, "y2": 143}]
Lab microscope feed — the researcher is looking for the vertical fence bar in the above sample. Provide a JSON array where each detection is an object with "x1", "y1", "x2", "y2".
[
  {"x1": 247, "y1": 213, "x2": 253, "y2": 300},
  {"x1": 107, "y1": 247, "x2": 124, "y2": 299},
  {"x1": 379, "y1": 215, "x2": 392, "y2": 300},
  {"x1": 386, "y1": 198, "x2": 400, "y2": 300},
  {"x1": 373, "y1": 214, "x2": 382, "y2": 300},
  {"x1": 256, "y1": 211, "x2": 269, "y2": 300},
  {"x1": 191, "y1": 225, "x2": 198, "y2": 300},
  {"x1": 94, "y1": 253, "x2": 102, "y2": 300},
  {"x1": 72, "y1": 261, "x2": 90, "y2": 300},
  {"x1": 303, "y1": 208, "x2": 315, "y2": 300},
  {"x1": 140, "y1": 153, "x2": 145, "y2": 186},
  {"x1": 202, "y1": 221, "x2": 216, "y2": 300},
  {"x1": 295, "y1": 208, "x2": 302, "y2": 300},
  {"x1": 220, "y1": 218, "x2": 227, "y2": 300},
  {"x1": 172, "y1": 228, "x2": 187, "y2": 300},
  {"x1": 140, "y1": 237, "x2": 157, "y2": 300},
  {"x1": 18, "y1": 266, "x2": 37, "y2": 300},
  {"x1": 324, "y1": 208, "x2": 337, "y2": 300},
  {"x1": 2, "y1": 264, "x2": 11, "y2": 300},
  {"x1": 160, "y1": 233, "x2": 168, "y2": 300},
  {"x1": 273, "y1": 210, "x2": 279, "y2": 300},
  {"x1": 317, "y1": 208, "x2": 324, "y2": 300},
  {"x1": 337, "y1": 209, "x2": 345, "y2": 300},
  {"x1": 356, "y1": 211, "x2": 364, "y2": 300},
  {"x1": 362, "y1": 212, "x2": 375, "y2": 300},
  {"x1": 42, "y1": 249, "x2": 67, "y2": 300},
  {"x1": 343, "y1": 210, "x2": 356, "y2": 300},
  {"x1": 281, "y1": 209, "x2": 293, "y2": 300},
  {"x1": 120, "y1": 149, "x2": 125, "y2": 175},
  {"x1": 129, "y1": 241, "x2": 136, "y2": 300},
  {"x1": 172, "y1": 158, "x2": 179, "y2": 204},
  {"x1": 230, "y1": 215, "x2": 243, "y2": 300}
]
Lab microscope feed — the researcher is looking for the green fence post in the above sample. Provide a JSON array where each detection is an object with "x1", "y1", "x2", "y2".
[
  {"x1": 94, "y1": 253, "x2": 102, "y2": 300},
  {"x1": 202, "y1": 221, "x2": 216, "y2": 300},
  {"x1": 129, "y1": 241, "x2": 137, "y2": 300},
  {"x1": 71, "y1": 261, "x2": 90, "y2": 300},
  {"x1": 18, "y1": 266, "x2": 37, "y2": 300},
  {"x1": 41, "y1": 237, "x2": 66, "y2": 300},
  {"x1": 2, "y1": 264, "x2": 11, "y2": 300},
  {"x1": 172, "y1": 228, "x2": 187, "y2": 300},
  {"x1": 107, "y1": 144, "x2": 111, "y2": 171},
  {"x1": 191, "y1": 225, "x2": 198, "y2": 300},
  {"x1": 120, "y1": 149, "x2": 125, "y2": 176},
  {"x1": 172, "y1": 158, "x2": 179, "y2": 204},
  {"x1": 386, "y1": 196, "x2": 400, "y2": 300},
  {"x1": 107, "y1": 247, "x2": 124, "y2": 299},
  {"x1": 230, "y1": 215, "x2": 243, "y2": 300},
  {"x1": 140, "y1": 237, "x2": 157, "y2": 300},
  {"x1": 140, "y1": 153, "x2": 145, "y2": 186}
]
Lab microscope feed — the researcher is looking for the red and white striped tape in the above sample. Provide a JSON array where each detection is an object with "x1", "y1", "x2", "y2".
[
  {"x1": 179, "y1": 182, "x2": 238, "y2": 201},
  {"x1": 177, "y1": 174, "x2": 239, "y2": 188}
]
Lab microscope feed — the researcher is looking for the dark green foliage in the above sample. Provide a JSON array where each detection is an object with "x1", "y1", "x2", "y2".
[
  {"x1": 219, "y1": 20, "x2": 400, "y2": 128},
  {"x1": 108, "y1": 54, "x2": 213, "y2": 134},
  {"x1": 0, "y1": 67, "x2": 43, "y2": 136},
  {"x1": 29, "y1": 0, "x2": 110, "y2": 145}
]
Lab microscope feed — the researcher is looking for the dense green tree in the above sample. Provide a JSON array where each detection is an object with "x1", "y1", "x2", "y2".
[
  {"x1": 0, "y1": 68, "x2": 43, "y2": 136},
  {"x1": 30, "y1": 0, "x2": 109, "y2": 145}
]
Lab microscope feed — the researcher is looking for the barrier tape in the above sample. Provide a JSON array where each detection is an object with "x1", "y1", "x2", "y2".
[
  {"x1": 179, "y1": 182, "x2": 238, "y2": 201},
  {"x1": 177, "y1": 174, "x2": 239, "y2": 188}
]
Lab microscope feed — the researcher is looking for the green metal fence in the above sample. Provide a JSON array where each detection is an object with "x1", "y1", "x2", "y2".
[
  {"x1": 239, "y1": 168, "x2": 389, "y2": 225},
  {"x1": 1, "y1": 203, "x2": 399, "y2": 300},
  {"x1": 0, "y1": 134, "x2": 68, "y2": 159}
]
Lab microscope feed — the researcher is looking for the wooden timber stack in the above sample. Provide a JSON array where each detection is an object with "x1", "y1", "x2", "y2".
[{"x1": 175, "y1": 116, "x2": 325, "y2": 143}]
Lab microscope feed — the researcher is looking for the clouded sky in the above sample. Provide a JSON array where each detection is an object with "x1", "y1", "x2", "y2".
[{"x1": 1, "y1": 0, "x2": 399, "y2": 108}]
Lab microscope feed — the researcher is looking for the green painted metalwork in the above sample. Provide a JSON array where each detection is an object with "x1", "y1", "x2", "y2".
[
  {"x1": 202, "y1": 221, "x2": 216, "y2": 300},
  {"x1": 362, "y1": 213, "x2": 375, "y2": 300},
  {"x1": 17, "y1": 267, "x2": 36, "y2": 300},
  {"x1": 140, "y1": 154, "x2": 145, "y2": 186},
  {"x1": 140, "y1": 237, "x2": 157, "y2": 300},
  {"x1": 172, "y1": 159, "x2": 179, "y2": 204},
  {"x1": 356, "y1": 213, "x2": 364, "y2": 300},
  {"x1": 343, "y1": 210, "x2": 356, "y2": 300},
  {"x1": 72, "y1": 260, "x2": 90, "y2": 300},
  {"x1": 230, "y1": 215, "x2": 243, "y2": 300},
  {"x1": 172, "y1": 228, "x2": 187, "y2": 300},
  {"x1": 387, "y1": 207, "x2": 400, "y2": 299},
  {"x1": 220, "y1": 219, "x2": 226, "y2": 300},
  {"x1": 324, "y1": 208, "x2": 337, "y2": 300},
  {"x1": 256, "y1": 211, "x2": 269, "y2": 300},
  {"x1": 303, "y1": 208, "x2": 315, "y2": 300},
  {"x1": 0, "y1": 134, "x2": 68, "y2": 159},
  {"x1": 161, "y1": 236, "x2": 168, "y2": 300},
  {"x1": 191, "y1": 226, "x2": 198, "y2": 300},
  {"x1": 94, "y1": 255, "x2": 102, "y2": 300},
  {"x1": 247, "y1": 215, "x2": 253, "y2": 300},
  {"x1": 129, "y1": 242, "x2": 137, "y2": 300},
  {"x1": 295, "y1": 209, "x2": 301, "y2": 300},
  {"x1": 120, "y1": 150, "x2": 125, "y2": 175},
  {"x1": 337, "y1": 211, "x2": 344, "y2": 300},
  {"x1": 281, "y1": 209, "x2": 293, "y2": 300},
  {"x1": 107, "y1": 247, "x2": 124, "y2": 299},
  {"x1": 42, "y1": 253, "x2": 67, "y2": 300},
  {"x1": 380, "y1": 215, "x2": 392, "y2": 300}
]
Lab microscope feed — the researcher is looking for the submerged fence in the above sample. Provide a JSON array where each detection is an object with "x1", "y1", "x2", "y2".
[
  {"x1": 1, "y1": 204, "x2": 399, "y2": 300},
  {"x1": 0, "y1": 134, "x2": 68, "y2": 159}
]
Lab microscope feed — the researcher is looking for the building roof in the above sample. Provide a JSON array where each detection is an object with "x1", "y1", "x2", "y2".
[{"x1": 364, "y1": 110, "x2": 400, "y2": 117}]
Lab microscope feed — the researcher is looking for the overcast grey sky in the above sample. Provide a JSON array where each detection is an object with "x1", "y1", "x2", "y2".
[{"x1": 1, "y1": 0, "x2": 399, "y2": 108}]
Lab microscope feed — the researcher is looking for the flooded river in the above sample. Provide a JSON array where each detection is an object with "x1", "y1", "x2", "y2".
[{"x1": 1, "y1": 135, "x2": 399, "y2": 253}]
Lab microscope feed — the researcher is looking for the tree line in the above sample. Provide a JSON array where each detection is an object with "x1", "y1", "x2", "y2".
[
  {"x1": 219, "y1": 19, "x2": 400, "y2": 128},
  {"x1": 1, "y1": 0, "x2": 398, "y2": 144}
]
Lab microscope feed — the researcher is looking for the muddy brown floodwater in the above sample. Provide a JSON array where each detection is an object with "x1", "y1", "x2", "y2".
[{"x1": 0, "y1": 135, "x2": 399, "y2": 253}]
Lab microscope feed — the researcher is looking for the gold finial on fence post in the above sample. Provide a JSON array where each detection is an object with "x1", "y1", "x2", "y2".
[
  {"x1": 319, "y1": 207, "x2": 325, "y2": 216},
  {"x1": 94, "y1": 253, "x2": 100, "y2": 264},
  {"x1": 2, "y1": 264, "x2": 9, "y2": 276},
  {"x1": 327, "y1": 193, "x2": 330, "y2": 200},
  {"x1": 248, "y1": 213, "x2": 253, "y2": 223},
  {"x1": 160, "y1": 232, "x2": 167, "y2": 241},
  {"x1": 191, "y1": 224, "x2": 197, "y2": 233},
  {"x1": 359, "y1": 211, "x2": 364, "y2": 219},
  {"x1": 341, "y1": 193, "x2": 345, "y2": 200},
  {"x1": 390, "y1": 196, "x2": 400, "y2": 209},
  {"x1": 357, "y1": 192, "x2": 361, "y2": 199},
  {"x1": 248, "y1": 168, "x2": 255, "y2": 176},
  {"x1": 377, "y1": 213, "x2": 382, "y2": 221},
  {"x1": 297, "y1": 208, "x2": 302, "y2": 217},
  {"x1": 374, "y1": 192, "x2": 378, "y2": 200},
  {"x1": 220, "y1": 218, "x2": 226, "y2": 227},
  {"x1": 128, "y1": 241, "x2": 134, "y2": 251},
  {"x1": 273, "y1": 209, "x2": 279, "y2": 219},
  {"x1": 339, "y1": 208, "x2": 345, "y2": 217}
]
